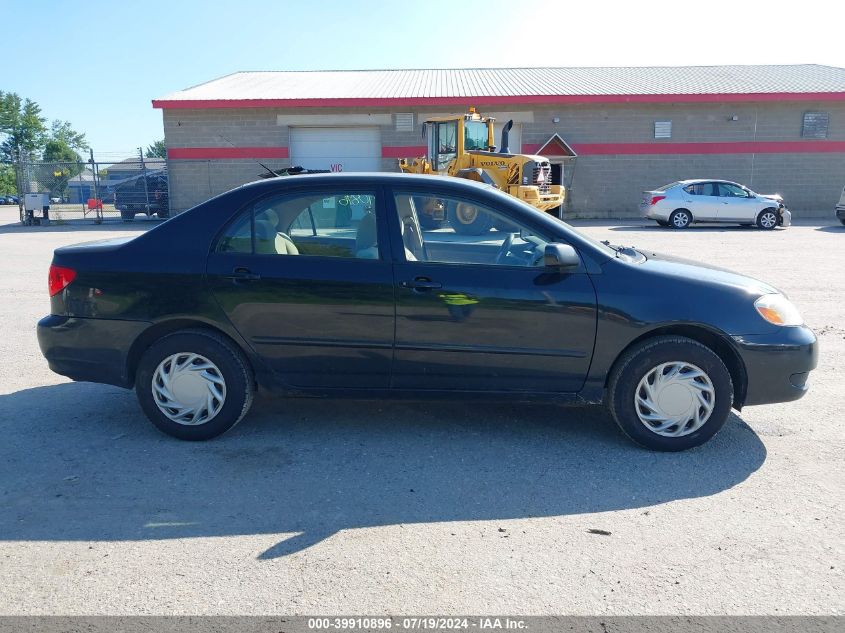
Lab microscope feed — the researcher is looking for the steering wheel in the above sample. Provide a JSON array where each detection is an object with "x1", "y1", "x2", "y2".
[{"x1": 495, "y1": 232, "x2": 516, "y2": 265}]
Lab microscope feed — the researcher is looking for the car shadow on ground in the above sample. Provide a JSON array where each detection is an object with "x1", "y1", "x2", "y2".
[
  {"x1": 815, "y1": 225, "x2": 845, "y2": 233},
  {"x1": 0, "y1": 382, "x2": 767, "y2": 559},
  {"x1": 606, "y1": 225, "x2": 767, "y2": 233}
]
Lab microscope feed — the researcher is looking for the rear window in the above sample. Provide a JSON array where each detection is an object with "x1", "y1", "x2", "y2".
[{"x1": 654, "y1": 182, "x2": 681, "y2": 192}]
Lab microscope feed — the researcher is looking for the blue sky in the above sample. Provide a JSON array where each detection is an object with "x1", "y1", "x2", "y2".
[{"x1": 3, "y1": 0, "x2": 843, "y2": 158}]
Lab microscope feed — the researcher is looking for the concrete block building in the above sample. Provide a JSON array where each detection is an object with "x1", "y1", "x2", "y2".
[{"x1": 153, "y1": 65, "x2": 845, "y2": 217}]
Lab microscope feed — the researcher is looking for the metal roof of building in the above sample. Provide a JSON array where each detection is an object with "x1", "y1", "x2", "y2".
[{"x1": 153, "y1": 65, "x2": 845, "y2": 108}]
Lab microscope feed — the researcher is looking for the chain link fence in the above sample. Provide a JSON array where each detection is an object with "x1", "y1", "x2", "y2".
[{"x1": 9, "y1": 155, "x2": 168, "y2": 225}]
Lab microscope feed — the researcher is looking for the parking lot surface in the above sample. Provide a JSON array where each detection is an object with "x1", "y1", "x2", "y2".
[{"x1": 0, "y1": 207, "x2": 842, "y2": 615}]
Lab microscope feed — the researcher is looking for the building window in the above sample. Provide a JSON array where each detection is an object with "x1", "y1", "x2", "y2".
[
  {"x1": 654, "y1": 121, "x2": 672, "y2": 139},
  {"x1": 802, "y1": 112, "x2": 829, "y2": 139}
]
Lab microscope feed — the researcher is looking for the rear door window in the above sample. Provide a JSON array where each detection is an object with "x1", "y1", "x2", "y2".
[{"x1": 216, "y1": 191, "x2": 380, "y2": 259}]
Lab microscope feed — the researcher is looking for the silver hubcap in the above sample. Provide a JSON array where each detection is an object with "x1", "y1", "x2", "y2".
[
  {"x1": 634, "y1": 361, "x2": 715, "y2": 437},
  {"x1": 760, "y1": 212, "x2": 777, "y2": 228},
  {"x1": 673, "y1": 213, "x2": 689, "y2": 227},
  {"x1": 152, "y1": 353, "x2": 226, "y2": 426}
]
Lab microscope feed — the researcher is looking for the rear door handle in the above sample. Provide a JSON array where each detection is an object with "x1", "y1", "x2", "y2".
[
  {"x1": 401, "y1": 277, "x2": 442, "y2": 290},
  {"x1": 223, "y1": 267, "x2": 261, "y2": 281}
]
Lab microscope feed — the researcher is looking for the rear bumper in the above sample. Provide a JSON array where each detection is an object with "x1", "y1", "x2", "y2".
[
  {"x1": 732, "y1": 325, "x2": 818, "y2": 407},
  {"x1": 836, "y1": 206, "x2": 845, "y2": 220},
  {"x1": 639, "y1": 204, "x2": 670, "y2": 221},
  {"x1": 37, "y1": 315, "x2": 149, "y2": 388}
]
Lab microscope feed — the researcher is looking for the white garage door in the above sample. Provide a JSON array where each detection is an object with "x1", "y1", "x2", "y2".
[
  {"x1": 289, "y1": 127, "x2": 381, "y2": 172},
  {"x1": 493, "y1": 122, "x2": 522, "y2": 153}
]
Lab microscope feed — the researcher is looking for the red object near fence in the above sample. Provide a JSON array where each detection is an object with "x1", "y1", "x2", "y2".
[{"x1": 87, "y1": 198, "x2": 103, "y2": 210}]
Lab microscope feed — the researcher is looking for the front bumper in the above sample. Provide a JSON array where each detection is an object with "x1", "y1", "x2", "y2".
[
  {"x1": 37, "y1": 314, "x2": 150, "y2": 388},
  {"x1": 732, "y1": 325, "x2": 818, "y2": 407},
  {"x1": 779, "y1": 207, "x2": 792, "y2": 227},
  {"x1": 836, "y1": 205, "x2": 845, "y2": 221}
]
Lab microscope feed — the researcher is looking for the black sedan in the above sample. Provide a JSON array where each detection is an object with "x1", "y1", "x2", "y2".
[{"x1": 38, "y1": 173, "x2": 817, "y2": 451}]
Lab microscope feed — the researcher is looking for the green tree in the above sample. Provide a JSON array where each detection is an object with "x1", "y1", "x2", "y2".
[
  {"x1": 40, "y1": 139, "x2": 84, "y2": 198},
  {"x1": 50, "y1": 120, "x2": 89, "y2": 152},
  {"x1": 145, "y1": 139, "x2": 166, "y2": 158},
  {"x1": 0, "y1": 91, "x2": 48, "y2": 162},
  {"x1": 0, "y1": 164, "x2": 16, "y2": 195}
]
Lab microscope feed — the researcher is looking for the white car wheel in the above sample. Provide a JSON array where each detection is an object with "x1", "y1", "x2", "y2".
[
  {"x1": 669, "y1": 209, "x2": 692, "y2": 229},
  {"x1": 757, "y1": 209, "x2": 779, "y2": 230}
]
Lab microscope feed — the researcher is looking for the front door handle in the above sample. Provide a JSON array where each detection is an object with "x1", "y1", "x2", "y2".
[
  {"x1": 223, "y1": 267, "x2": 261, "y2": 281},
  {"x1": 401, "y1": 277, "x2": 442, "y2": 290}
]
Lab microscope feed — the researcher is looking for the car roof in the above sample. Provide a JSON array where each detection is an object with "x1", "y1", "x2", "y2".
[
  {"x1": 234, "y1": 171, "x2": 498, "y2": 194},
  {"x1": 677, "y1": 179, "x2": 744, "y2": 186}
]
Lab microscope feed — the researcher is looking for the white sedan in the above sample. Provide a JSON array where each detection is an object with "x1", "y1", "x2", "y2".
[{"x1": 640, "y1": 179, "x2": 791, "y2": 230}]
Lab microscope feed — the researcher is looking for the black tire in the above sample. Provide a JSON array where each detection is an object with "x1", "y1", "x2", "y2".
[
  {"x1": 134, "y1": 329, "x2": 255, "y2": 441},
  {"x1": 607, "y1": 335, "x2": 734, "y2": 451},
  {"x1": 756, "y1": 208, "x2": 779, "y2": 230},
  {"x1": 656, "y1": 220, "x2": 669, "y2": 227},
  {"x1": 840, "y1": 219, "x2": 845, "y2": 226},
  {"x1": 447, "y1": 201, "x2": 494, "y2": 235},
  {"x1": 120, "y1": 209, "x2": 136, "y2": 221},
  {"x1": 156, "y1": 209, "x2": 170, "y2": 219},
  {"x1": 669, "y1": 209, "x2": 692, "y2": 229}
]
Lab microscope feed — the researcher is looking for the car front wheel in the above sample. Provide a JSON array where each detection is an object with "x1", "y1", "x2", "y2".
[
  {"x1": 669, "y1": 209, "x2": 692, "y2": 229},
  {"x1": 135, "y1": 329, "x2": 255, "y2": 440},
  {"x1": 607, "y1": 336, "x2": 733, "y2": 451},
  {"x1": 757, "y1": 208, "x2": 779, "y2": 230}
]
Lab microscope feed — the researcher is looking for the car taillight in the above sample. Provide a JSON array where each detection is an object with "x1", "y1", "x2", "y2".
[
  {"x1": 48, "y1": 265, "x2": 76, "y2": 296},
  {"x1": 650, "y1": 195, "x2": 666, "y2": 205}
]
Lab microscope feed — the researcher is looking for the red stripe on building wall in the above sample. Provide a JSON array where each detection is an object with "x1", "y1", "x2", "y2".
[
  {"x1": 153, "y1": 92, "x2": 845, "y2": 110},
  {"x1": 382, "y1": 146, "x2": 427, "y2": 158},
  {"x1": 167, "y1": 147, "x2": 289, "y2": 159},
  {"x1": 168, "y1": 140, "x2": 845, "y2": 161},
  {"x1": 522, "y1": 140, "x2": 845, "y2": 155}
]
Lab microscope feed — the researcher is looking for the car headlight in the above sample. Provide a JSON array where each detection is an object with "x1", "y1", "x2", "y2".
[{"x1": 754, "y1": 293, "x2": 803, "y2": 326}]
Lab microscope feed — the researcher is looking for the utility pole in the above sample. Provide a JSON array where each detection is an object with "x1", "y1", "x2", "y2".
[
  {"x1": 139, "y1": 146, "x2": 150, "y2": 213},
  {"x1": 89, "y1": 148, "x2": 101, "y2": 224}
]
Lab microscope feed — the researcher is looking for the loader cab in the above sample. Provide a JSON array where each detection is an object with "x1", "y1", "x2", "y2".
[{"x1": 424, "y1": 112, "x2": 497, "y2": 172}]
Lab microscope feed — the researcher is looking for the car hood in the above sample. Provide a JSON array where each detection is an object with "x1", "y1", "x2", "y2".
[{"x1": 636, "y1": 249, "x2": 780, "y2": 296}]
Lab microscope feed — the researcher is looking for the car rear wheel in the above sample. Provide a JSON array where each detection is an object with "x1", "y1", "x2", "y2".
[
  {"x1": 669, "y1": 209, "x2": 692, "y2": 229},
  {"x1": 840, "y1": 219, "x2": 845, "y2": 226},
  {"x1": 607, "y1": 336, "x2": 733, "y2": 451},
  {"x1": 756, "y1": 208, "x2": 779, "y2": 230},
  {"x1": 135, "y1": 329, "x2": 254, "y2": 441}
]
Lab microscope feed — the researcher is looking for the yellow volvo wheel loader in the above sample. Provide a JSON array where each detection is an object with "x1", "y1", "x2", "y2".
[{"x1": 398, "y1": 108, "x2": 565, "y2": 234}]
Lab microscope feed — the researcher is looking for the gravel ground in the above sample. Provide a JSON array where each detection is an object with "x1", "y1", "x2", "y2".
[{"x1": 0, "y1": 206, "x2": 842, "y2": 615}]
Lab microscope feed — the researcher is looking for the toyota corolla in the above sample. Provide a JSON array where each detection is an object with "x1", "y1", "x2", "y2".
[{"x1": 38, "y1": 173, "x2": 817, "y2": 451}]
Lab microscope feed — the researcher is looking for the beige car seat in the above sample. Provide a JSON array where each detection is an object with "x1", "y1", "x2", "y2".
[{"x1": 255, "y1": 207, "x2": 299, "y2": 255}]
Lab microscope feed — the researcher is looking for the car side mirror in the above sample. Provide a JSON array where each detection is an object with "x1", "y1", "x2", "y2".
[{"x1": 544, "y1": 243, "x2": 580, "y2": 269}]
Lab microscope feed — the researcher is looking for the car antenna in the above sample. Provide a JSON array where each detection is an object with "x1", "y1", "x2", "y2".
[{"x1": 216, "y1": 134, "x2": 279, "y2": 178}]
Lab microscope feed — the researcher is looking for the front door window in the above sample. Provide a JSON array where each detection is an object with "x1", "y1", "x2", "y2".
[{"x1": 393, "y1": 193, "x2": 550, "y2": 267}]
